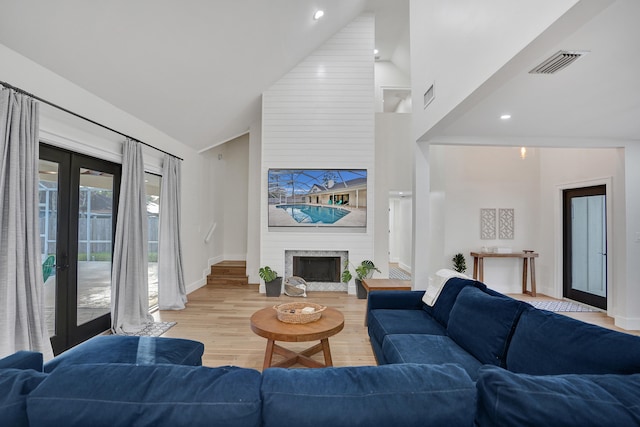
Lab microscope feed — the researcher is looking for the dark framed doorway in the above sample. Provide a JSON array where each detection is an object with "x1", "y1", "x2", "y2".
[
  {"x1": 563, "y1": 185, "x2": 607, "y2": 310},
  {"x1": 39, "y1": 144, "x2": 121, "y2": 354}
]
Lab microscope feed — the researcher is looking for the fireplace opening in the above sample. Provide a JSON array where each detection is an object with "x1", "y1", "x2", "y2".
[{"x1": 293, "y1": 256, "x2": 341, "y2": 283}]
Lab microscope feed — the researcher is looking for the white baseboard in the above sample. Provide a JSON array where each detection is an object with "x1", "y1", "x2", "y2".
[
  {"x1": 614, "y1": 315, "x2": 640, "y2": 331},
  {"x1": 187, "y1": 255, "x2": 226, "y2": 296},
  {"x1": 398, "y1": 262, "x2": 411, "y2": 273},
  {"x1": 186, "y1": 278, "x2": 206, "y2": 295}
]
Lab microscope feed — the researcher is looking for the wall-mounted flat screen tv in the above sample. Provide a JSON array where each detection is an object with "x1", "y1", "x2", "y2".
[{"x1": 268, "y1": 169, "x2": 367, "y2": 228}]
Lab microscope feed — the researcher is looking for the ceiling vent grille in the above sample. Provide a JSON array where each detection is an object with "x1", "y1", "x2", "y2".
[
  {"x1": 529, "y1": 50, "x2": 589, "y2": 74},
  {"x1": 423, "y1": 83, "x2": 435, "y2": 109}
]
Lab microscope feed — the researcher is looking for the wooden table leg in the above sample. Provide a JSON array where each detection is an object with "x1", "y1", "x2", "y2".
[
  {"x1": 478, "y1": 258, "x2": 484, "y2": 282},
  {"x1": 530, "y1": 258, "x2": 537, "y2": 297},
  {"x1": 320, "y1": 338, "x2": 333, "y2": 367},
  {"x1": 263, "y1": 339, "x2": 275, "y2": 370},
  {"x1": 473, "y1": 257, "x2": 479, "y2": 280},
  {"x1": 522, "y1": 258, "x2": 528, "y2": 294}
]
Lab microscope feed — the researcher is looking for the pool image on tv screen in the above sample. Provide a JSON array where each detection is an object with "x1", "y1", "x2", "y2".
[{"x1": 268, "y1": 169, "x2": 367, "y2": 228}]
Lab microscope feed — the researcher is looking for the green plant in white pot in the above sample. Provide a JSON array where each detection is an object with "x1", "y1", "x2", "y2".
[
  {"x1": 342, "y1": 259, "x2": 380, "y2": 299},
  {"x1": 259, "y1": 266, "x2": 282, "y2": 297}
]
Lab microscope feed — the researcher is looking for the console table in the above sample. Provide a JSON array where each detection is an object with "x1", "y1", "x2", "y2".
[{"x1": 470, "y1": 251, "x2": 539, "y2": 297}]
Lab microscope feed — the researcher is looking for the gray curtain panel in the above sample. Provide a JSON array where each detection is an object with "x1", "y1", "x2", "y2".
[
  {"x1": 111, "y1": 139, "x2": 153, "y2": 334},
  {"x1": 158, "y1": 154, "x2": 187, "y2": 310},
  {"x1": 0, "y1": 88, "x2": 53, "y2": 359}
]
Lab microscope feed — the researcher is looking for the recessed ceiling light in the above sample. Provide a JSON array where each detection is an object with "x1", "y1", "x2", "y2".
[
  {"x1": 500, "y1": 114, "x2": 511, "y2": 120},
  {"x1": 374, "y1": 49, "x2": 379, "y2": 55},
  {"x1": 313, "y1": 10, "x2": 324, "y2": 20}
]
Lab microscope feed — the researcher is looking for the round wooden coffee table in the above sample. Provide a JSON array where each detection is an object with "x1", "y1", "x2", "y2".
[{"x1": 250, "y1": 306, "x2": 344, "y2": 370}]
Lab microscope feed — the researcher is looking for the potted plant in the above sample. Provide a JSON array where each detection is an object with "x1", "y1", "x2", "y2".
[
  {"x1": 342, "y1": 259, "x2": 380, "y2": 299},
  {"x1": 259, "y1": 266, "x2": 282, "y2": 297},
  {"x1": 452, "y1": 253, "x2": 467, "y2": 274}
]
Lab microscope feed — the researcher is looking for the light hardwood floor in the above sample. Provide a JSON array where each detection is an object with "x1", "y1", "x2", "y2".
[
  {"x1": 153, "y1": 284, "x2": 638, "y2": 370},
  {"x1": 154, "y1": 284, "x2": 377, "y2": 370}
]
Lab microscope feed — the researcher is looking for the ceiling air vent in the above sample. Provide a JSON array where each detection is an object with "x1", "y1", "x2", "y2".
[
  {"x1": 529, "y1": 50, "x2": 589, "y2": 74},
  {"x1": 423, "y1": 83, "x2": 435, "y2": 109}
]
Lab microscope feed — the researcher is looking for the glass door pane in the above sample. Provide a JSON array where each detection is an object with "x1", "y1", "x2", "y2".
[
  {"x1": 571, "y1": 195, "x2": 606, "y2": 297},
  {"x1": 77, "y1": 169, "x2": 114, "y2": 326},
  {"x1": 146, "y1": 173, "x2": 161, "y2": 310},
  {"x1": 563, "y1": 185, "x2": 607, "y2": 310},
  {"x1": 39, "y1": 160, "x2": 59, "y2": 337}
]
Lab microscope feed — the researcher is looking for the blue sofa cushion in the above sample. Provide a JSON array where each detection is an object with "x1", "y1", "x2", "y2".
[
  {"x1": 447, "y1": 286, "x2": 527, "y2": 366},
  {"x1": 430, "y1": 277, "x2": 486, "y2": 327},
  {"x1": 368, "y1": 309, "x2": 446, "y2": 346},
  {"x1": 367, "y1": 290, "x2": 426, "y2": 311},
  {"x1": 44, "y1": 335, "x2": 204, "y2": 372},
  {"x1": 262, "y1": 363, "x2": 476, "y2": 427},
  {"x1": 382, "y1": 334, "x2": 483, "y2": 380},
  {"x1": 476, "y1": 366, "x2": 640, "y2": 427},
  {"x1": 27, "y1": 363, "x2": 262, "y2": 427},
  {"x1": 506, "y1": 307, "x2": 640, "y2": 375},
  {"x1": 0, "y1": 369, "x2": 47, "y2": 427},
  {"x1": 0, "y1": 351, "x2": 43, "y2": 371}
]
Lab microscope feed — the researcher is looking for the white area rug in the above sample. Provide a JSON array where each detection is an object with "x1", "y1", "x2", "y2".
[
  {"x1": 121, "y1": 321, "x2": 177, "y2": 337},
  {"x1": 530, "y1": 301, "x2": 600, "y2": 312}
]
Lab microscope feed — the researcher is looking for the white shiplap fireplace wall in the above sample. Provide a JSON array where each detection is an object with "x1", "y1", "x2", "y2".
[{"x1": 260, "y1": 14, "x2": 375, "y2": 294}]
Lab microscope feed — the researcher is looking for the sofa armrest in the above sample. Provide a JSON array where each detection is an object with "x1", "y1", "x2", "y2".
[
  {"x1": 367, "y1": 290, "x2": 425, "y2": 311},
  {"x1": 0, "y1": 351, "x2": 43, "y2": 371}
]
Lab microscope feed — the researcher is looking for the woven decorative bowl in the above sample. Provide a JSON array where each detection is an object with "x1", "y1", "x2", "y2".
[{"x1": 273, "y1": 302, "x2": 326, "y2": 324}]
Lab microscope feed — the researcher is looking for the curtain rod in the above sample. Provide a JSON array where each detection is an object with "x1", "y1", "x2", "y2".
[{"x1": 0, "y1": 80, "x2": 183, "y2": 161}]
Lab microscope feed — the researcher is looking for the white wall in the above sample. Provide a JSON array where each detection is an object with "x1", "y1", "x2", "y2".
[
  {"x1": 428, "y1": 145, "x2": 633, "y2": 318},
  {"x1": 260, "y1": 14, "x2": 375, "y2": 294},
  {"x1": 0, "y1": 42, "x2": 210, "y2": 293},
  {"x1": 246, "y1": 119, "x2": 262, "y2": 284},
  {"x1": 537, "y1": 148, "x2": 622, "y2": 303},
  {"x1": 389, "y1": 196, "x2": 412, "y2": 272},
  {"x1": 375, "y1": 113, "x2": 413, "y2": 275},
  {"x1": 222, "y1": 135, "x2": 249, "y2": 260},
  {"x1": 430, "y1": 145, "x2": 541, "y2": 294},
  {"x1": 374, "y1": 61, "x2": 410, "y2": 113},
  {"x1": 409, "y1": 0, "x2": 578, "y2": 141},
  {"x1": 202, "y1": 133, "x2": 250, "y2": 264}
]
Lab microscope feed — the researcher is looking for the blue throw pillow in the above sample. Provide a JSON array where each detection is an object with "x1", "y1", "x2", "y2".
[
  {"x1": 261, "y1": 363, "x2": 476, "y2": 427},
  {"x1": 430, "y1": 277, "x2": 486, "y2": 327},
  {"x1": 447, "y1": 286, "x2": 528, "y2": 366},
  {"x1": 28, "y1": 364, "x2": 262, "y2": 427},
  {"x1": 476, "y1": 366, "x2": 640, "y2": 426},
  {"x1": 44, "y1": 335, "x2": 204, "y2": 372},
  {"x1": 0, "y1": 351, "x2": 43, "y2": 371},
  {"x1": 0, "y1": 369, "x2": 47, "y2": 427}
]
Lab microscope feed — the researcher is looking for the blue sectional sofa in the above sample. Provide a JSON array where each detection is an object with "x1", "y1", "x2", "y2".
[
  {"x1": 368, "y1": 277, "x2": 640, "y2": 425},
  {"x1": 3, "y1": 277, "x2": 640, "y2": 426}
]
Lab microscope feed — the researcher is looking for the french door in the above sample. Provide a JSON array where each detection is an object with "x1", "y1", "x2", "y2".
[
  {"x1": 39, "y1": 144, "x2": 121, "y2": 354},
  {"x1": 563, "y1": 185, "x2": 607, "y2": 310}
]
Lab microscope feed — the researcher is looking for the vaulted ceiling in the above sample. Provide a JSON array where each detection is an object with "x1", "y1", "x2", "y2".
[
  {"x1": 0, "y1": 0, "x2": 409, "y2": 152},
  {"x1": 1, "y1": 1, "x2": 637, "y2": 153}
]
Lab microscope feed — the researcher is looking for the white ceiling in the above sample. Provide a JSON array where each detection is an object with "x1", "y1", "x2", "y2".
[
  {"x1": 0, "y1": 0, "x2": 408, "y2": 152},
  {"x1": 2, "y1": 1, "x2": 635, "y2": 152},
  {"x1": 428, "y1": 0, "x2": 640, "y2": 144}
]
